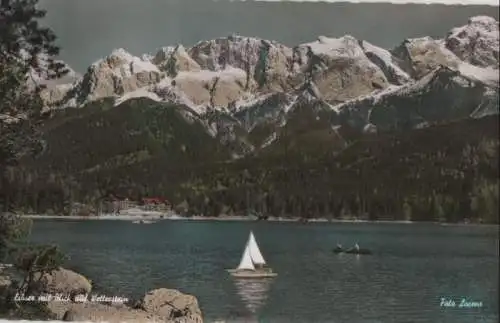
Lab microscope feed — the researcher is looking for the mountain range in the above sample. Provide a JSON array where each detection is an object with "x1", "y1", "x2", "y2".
[
  {"x1": 38, "y1": 16, "x2": 498, "y2": 151},
  {"x1": 4, "y1": 16, "x2": 499, "y2": 222}
]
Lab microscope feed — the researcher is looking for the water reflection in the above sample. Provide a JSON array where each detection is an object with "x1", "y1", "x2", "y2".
[{"x1": 233, "y1": 278, "x2": 274, "y2": 314}]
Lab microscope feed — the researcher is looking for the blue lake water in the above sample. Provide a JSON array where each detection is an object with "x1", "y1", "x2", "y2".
[{"x1": 30, "y1": 220, "x2": 499, "y2": 323}]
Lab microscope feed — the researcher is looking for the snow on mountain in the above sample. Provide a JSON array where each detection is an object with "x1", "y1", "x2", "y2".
[
  {"x1": 358, "y1": 40, "x2": 412, "y2": 85},
  {"x1": 232, "y1": 92, "x2": 297, "y2": 131},
  {"x1": 291, "y1": 35, "x2": 390, "y2": 102},
  {"x1": 230, "y1": 93, "x2": 276, "y2": 114},
  {"x1": 458, "y1": 62, "x2": 499, "y2": 87},
  {"x1": 295, "y1": 35, "x2": 367, "y2": 60},
  {"x1": 113, "y1": 88, "x2": 163, "y2": 107},
  {"x1": 172, "y1": 66, "x2": 249, "y2": 107},
  {"x1": 10, "y1": 51, "x2": 81, "y2": 113},
  {"x1": 40, "y1": 48, "x2": 166, "y2": 110},
  {"x1": 330, "y1": 64, "x2": 497, "y2": 132},
  {"x1": 391, "y1": 16, "x2": 499, "y2": 83},
  {"x1": 23, "y1": 55, "x2": 81, "y2": 113},
  {"x1": 391, "y1": 36, "x2": 463, "y2": 79},
  {"x1": 260, "y1": 131, "x2": 278, "y2": 149},
  {"x1": 16, "y1": 49, "x2": 79, "y2": 88},
  {"x1": 445, "y1": 16, "x2": 499, "y2": 69},
  {"x1": 29, "y1": 63, "x2": 80, "y2": 88},
  {"x1": 188, "y1": 34, "x2": 294, "y2": 92},
  {"x1": 38, "y1": 16, "x2": 499, "y2": 143},
  {"x1": 103, "y1": 48, "x2": 160, "y2": 76},
  {"x1": 79, "y1": 48, "x2": 163, "y2": 102},
  {"x1": 149, "y1": 77, "x2": 204, "y2": 113},
  {"x1": 150, "y1": 45, "x2": 201, "y2": 74}
]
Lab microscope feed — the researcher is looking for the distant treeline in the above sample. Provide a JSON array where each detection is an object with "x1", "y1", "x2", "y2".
[
  {"x1": 176, "y1": 116, "x2": 499, "y2": 223},
  {"x1": 0, "y1": 116, "x2": 498, "y2": 223}
]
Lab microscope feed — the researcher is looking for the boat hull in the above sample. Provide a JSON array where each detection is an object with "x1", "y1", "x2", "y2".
[
  {"x1": 333, "y1": 248, "x2": 372, "y2": 255},
  {"x1": 228, "y1": 269, "x2": 278, "y2": 278}
]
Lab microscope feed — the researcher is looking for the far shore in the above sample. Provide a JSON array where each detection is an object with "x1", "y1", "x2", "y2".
[
  {"x1": 20, "y1": 213, "x2": 423, "y2": 224},
  {"x1": 17, "y1": 214, "x2": 494, "y2": 226}
]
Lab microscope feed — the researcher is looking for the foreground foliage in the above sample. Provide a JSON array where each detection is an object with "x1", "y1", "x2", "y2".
[
  {"x1": 1, "y1": 0, "x2": 68, "y2": 317},
  {"x1": 0, "y1": 0, "x2": 68, "y2": 167},
  {"x1": 0, "y1": 213, "x2": 66, "y2": 317}
]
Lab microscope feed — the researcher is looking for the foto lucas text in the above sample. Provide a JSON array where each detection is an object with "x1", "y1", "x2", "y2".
[{"x1": 440, "y1": 297, "x2": 483, "y2": 308}]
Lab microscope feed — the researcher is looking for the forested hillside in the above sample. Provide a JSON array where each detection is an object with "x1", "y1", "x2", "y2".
[
  {"x1": 1, "y1": 113, "x2": 497, "y2": 223},
  {"x1": 1, "y1": 15, "x2": 498, "y2": 223},
  {"x1": 177, "y1": 115, "x2": 499, "y2": 223}
]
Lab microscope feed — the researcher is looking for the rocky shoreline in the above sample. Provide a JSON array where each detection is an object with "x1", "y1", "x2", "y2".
[{"x1": 0, "y1": 267, "x2": 203, "y2": 323}]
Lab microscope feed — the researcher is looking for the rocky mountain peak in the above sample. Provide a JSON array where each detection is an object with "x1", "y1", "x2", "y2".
[
  {"x1": 292, "y1": 34, "x2": 390, "y2": 102},
  {"x1": 91, "y1": 48, "x2": 160, "y2": 78},
  {"x1": 150, "y1": 45, "x2": 201, "y2": 76},
  {"x1": 36, "y1": 15, "x2": 499, "y2": 133},
  {"x1": 358, "y1": 40, "x2": 412, "y2": 85},
  {"x1": 295, "y1": 35, "x2": 366, "y2": 61},
  {"x1": 188, "y1": 35, "x2": 294, "y2": 92},
  {"x1": 104, "y1": 48, "x2": 136, "y2": 66},
  {"x1": 469, "y1": 15, "x2": 498, "y2": 29},
  {"x1": 391, "y1": 36, "x2": 462, "y2": 79},
  {"x1": 390, "y1": 15, "x2": 499, "y2": 81},
  {"x1": 445, "y1": 15, "x2": 499, "y2": 69},
  {"x1": 188, "y1": 35, "x2": 292, "y2": 71},
  {"x1": 76, "y1": 48, "x2": 163, "y2": 104}
]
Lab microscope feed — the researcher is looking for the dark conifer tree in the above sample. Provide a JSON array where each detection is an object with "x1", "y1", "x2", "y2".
[{"x1": 1, "y1": 1, "x2": 67, "y2": 317}]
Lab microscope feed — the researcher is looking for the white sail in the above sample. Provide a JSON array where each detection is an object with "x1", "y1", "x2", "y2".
[
  {"x1": 237, "y1": 241, "x2": 255, "y2": 270},
  {"x1": 248, "y1": 231, "x2": 266, "y2": 265}
]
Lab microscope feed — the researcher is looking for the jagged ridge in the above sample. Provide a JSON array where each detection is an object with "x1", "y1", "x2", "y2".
[{"x1": 27, "y1": 16, "x2": 498, "y2": 160}]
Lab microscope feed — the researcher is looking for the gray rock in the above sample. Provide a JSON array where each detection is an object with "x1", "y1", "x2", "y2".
[
  {"x1": 292, "y1": 35, "x2": 390, "y2": 102},
  {"x1": 29, "y1": 267, "x2": 92, "y2": 298},
  {"x1": 62, "y1": 302, "x2": 164, "y2": 322},
  {"x1": 391, "y1": 36, "x2": 461, "y2": 79},
  {"x1": 445, "y1": 16, "x2": 499, "y2": 69},
  {"x1": 58, "y1": 287, "x2": 203, "y2": 323},
  {"x1": 141, "y1": 288, "x2": 203, "y2": 323}
]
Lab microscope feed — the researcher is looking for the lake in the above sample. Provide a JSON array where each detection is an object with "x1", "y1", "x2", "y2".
[{"x1": 30, "y1": 220, "x2": 499, "y2": 323}]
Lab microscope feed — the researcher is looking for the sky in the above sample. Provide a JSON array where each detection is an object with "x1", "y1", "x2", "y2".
[
  {"x1": 252, "y1": 0, "x2": 499, "y2": 4},
  {"x1": 38, "y1": 0, "x2": 499, "y2": 72}
]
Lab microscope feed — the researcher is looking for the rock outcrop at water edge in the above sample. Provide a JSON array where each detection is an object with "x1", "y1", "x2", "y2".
[
  {"x1": 29, "y1": 267, "x2": 92, "y2": 297},
  {"x1": 61, "y1": 302, "x2": 165, "y2": 322},
  {"x1": 61, "y1": 287, "x2": 204, "y2": 323},
  {"x1": 139, "y1": 288, "x2": 203, "y2": 323},
  {"x1": 0, "y1": 266, "x2": 203, "y2": 323}
]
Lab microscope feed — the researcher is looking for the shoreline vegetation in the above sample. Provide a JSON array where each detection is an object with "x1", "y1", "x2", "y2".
[
  {"x1": 20, "y1": 213, "x2": 490, "y2": 226},
  {"x1": 6, "y1": 115, "x2": 498, "y2": 225}
]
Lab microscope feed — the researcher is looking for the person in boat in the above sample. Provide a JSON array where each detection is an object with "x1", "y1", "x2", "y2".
[{"x1": 255, "y1": 263, "x2": 272, "y2": 272}]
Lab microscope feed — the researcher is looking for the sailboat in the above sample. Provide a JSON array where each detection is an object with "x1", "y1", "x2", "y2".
[{"x1": 227, "y1": 231, "x2": 277, "y2": 278}]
